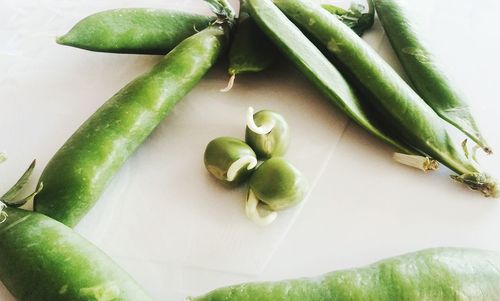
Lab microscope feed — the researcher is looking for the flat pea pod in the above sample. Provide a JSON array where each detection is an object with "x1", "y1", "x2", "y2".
[
  {"x1": 374, "y1": 0, "x2": 490, "y2": 153},
  {"x1": 244, "y1": 0, "x2": 419, "y2": 160},
  {"x1": 273, "y1": 0, "x2": 498, "y2": 197},
  {"x1": 57, "y1": 8, "x2": 214, "y2": 55},
  {"x1": 35, "y1": 9, "x2": 234, "y2": 227},
  {"x1": 188, "y1": 248, "x2": 500, "y2": 301},
  {"x1": 0, "y1": 207, "x2": 152, "y2": 300},
  {"x1": 221, "y1": 0, "x2": 278, "y2": 92},
  {"x1": 204, "y1": 137, "x2": 257, "y2": 185},
  {"x1": 245, "y1": 157, "x2": 307, "y2": 225},
  {"x1": 245, "y1": 107, "x2": 290, "y2": 159}
]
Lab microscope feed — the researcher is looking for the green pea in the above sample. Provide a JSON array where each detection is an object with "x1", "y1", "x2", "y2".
[
  {"x1": 246, "y1": 157, "x2": 307, "y2": 225},
  {"x1": 245, "y1": 107, "x2": 290, "y2": 159},
  {"x1": 204, "y1": 137, "x2": 257, "y2": 185}
]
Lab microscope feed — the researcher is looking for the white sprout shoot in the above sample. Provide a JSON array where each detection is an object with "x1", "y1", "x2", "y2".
[
  {"x1": 0, "y1": 201, "x2": 7, "y2": 224},
  {"x1": 245, "y1": 189, "x2": 277, "y2": 226},
  {"x1": 227, "y1": 155, "x2": 257, "y2": 181},
  {"x1": 393, "y1": 153, "x2": 439, "y2": 172},
  {"x1": 246, "y1": 107, "x2": 275, "y2": 135},
  {"x1": 220, "y1": 74, "x2": 236, "y2": 92}
]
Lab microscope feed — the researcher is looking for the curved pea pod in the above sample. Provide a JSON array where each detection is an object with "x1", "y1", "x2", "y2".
[
  {"x1": 374, "y1": 0, "x2": 490, "y2": 154},
  {"x1": 204, "y1": 137, "x2": 257, "y2": 185},
  {"x1": 189, "y1": 248, "x2": 500, "y2": 300},
  {"x1": 35, "y1": 4, "x2": 235, "y2": 227},
  {"x1": 272, "y1": 0, "x2": 498, "y2": 197},
  {"x1": 245, "y1": 107, "x2": 290, "y2": 159},
  {"x1": 245, "y1": 157, "x2": 307, "y2": 225},
  {"x1": 244, "y1": 0, "x2": 421, "y2": 160},
  {"x1": 0, "y1": 207, "x2": 152, "y2": 300},
  {"x1": 221, "y1": 0, "x2": 278, "y2": 92},
  {"x1": 57, "y1": 8, "x2": 215, "y2": 54}
]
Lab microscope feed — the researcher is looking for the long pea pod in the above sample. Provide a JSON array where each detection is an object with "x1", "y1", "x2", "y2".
[
  {"x1": 373, "y1": 0, "x2": 491, "y2": 153},
  {"x1": 272, "y1": 0, "x2": 498, "y2": 197},
  {"x1": 0, "y1": 207, "x2": 153, "y2": 301},
  {"x1": 244, "y1": 0, "x2": 421, "y2": 160},
  {"x1": 57, "y1": 9, "x2": 214, "y2": 54},
  {"x1": 34, "y1": 1, "x2": 235, "y2": 227},
  {"x1": 189, "y1": 248, "x2": 500, "y2": 300}
]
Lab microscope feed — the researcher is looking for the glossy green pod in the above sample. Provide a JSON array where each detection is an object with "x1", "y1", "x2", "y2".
[
  {"x1": 271, "y1": 0, "x2": 498, "y2": 197},
  {"x1": 204, "y1": 137, "x2": 257, "y2": 185},
  {"x1": 35, "y1": 7, "x2": 234, "y2": 227},
  {"x1": 0, "y1": 207, "x2": 152, "y2": 300},
  {"x1": 57, "y1": 8, "x2": 214, "y2": 54},
  {"x1": 189, "y1": 248, "x2": 500, "y2": 301},
  {"x1": 374, "y1": 0, "x2": 490, "y2": 153}
]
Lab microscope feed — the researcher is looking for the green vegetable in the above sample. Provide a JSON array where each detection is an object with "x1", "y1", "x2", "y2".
[
  {"x1": 273, "y1": 0, "x2": 498, "y2": 197},
  {"x1": 57, "y1": 8, "x2": 215, "y2": 54},
  {"x1": 245, "y1": 107, "x2": 290, "y2": 159},
  {"x1": 246, "y1": 157, "x2": 307, "y2": 225},
  {"x1": 188, "y1": 248, "x2": 500, "y2": 300},
  {"x1": 221, "y1": 0, "x2": 278, "y2": 92},
  {"x1": 204, "y1": 137, "x2": 257, "y2": 185},
  {"x1": 373, "y1": 0, "x2": 491, "y2": 154},
  {"x1": 35, "y1": 1, "x2": 235, "y2": 227},
  {"x1": 322, "y1": 0, "x2": 375, "y2": 36},
  {"x1": 245, "y1": 0, "x2": 429, "y2": 166},
  {"x1": 0, "y1": 207, "x2": 153, "y2": 301}
]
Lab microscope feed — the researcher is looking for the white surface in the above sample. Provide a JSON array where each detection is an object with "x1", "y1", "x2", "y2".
[{"x1": 1, "y1": 0, "x2": 499, "y2": 300}]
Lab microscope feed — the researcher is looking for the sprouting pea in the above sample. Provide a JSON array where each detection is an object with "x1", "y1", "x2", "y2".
[
  {"x1": 204, "y1": 137, "x2": 258, "y2": 185},
  {"x1": 246, "y1": 157, "x2": 307, "y2": 225},
  {"x1": 245, "y1": 107, "x2": 290, "y2": 159}
]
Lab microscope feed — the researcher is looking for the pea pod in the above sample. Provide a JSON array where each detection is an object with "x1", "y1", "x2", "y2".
[
  {"x1": 57, "y1": 9, "x2": 214, "y2": 54},
  {"x1": 243, "y1": 0, "x2": 424, "y2": 162},
  {"x1": 271, "y1": 0, "x2": 498, "y2": 197},
  {"x1": 374, "y1": 0, "x2": 491, "y2": 153},
  {"x1": 204, "y1": 137, "x2": 257, "y2": 185},
  {"x1": 220, "y1": 0, "x2": 278, "y2": 92},
  {"x1": 35, "y1": 1, "x2": 236, "y2": 227},
  {"x1": 0, "y1": 207, "x2": 153, "y2": 301},
  {"x1": 188, "y1": 248, "x2": 500, "y2": 300}
]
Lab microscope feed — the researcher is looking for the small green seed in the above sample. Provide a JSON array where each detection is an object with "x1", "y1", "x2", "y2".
[
  {"x1": 204, "y1": 137, "x2": 257, "y2": 185},
  {"x1": 245, "y1": 107, "x2": 290, "y2": 159},
  {"x1": 246, "y1": 158, "x2": 307, "y2": 225}
]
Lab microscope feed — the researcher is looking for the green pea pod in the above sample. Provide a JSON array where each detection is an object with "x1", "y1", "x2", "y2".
[
  {"x1": 244, "y1": 0, "x2": 433, "y2": 167},
  {"x1": 0, "y1": 207, "x2": 152, "y2": 300},
  {"x1": 189, "y1": 248, "x2": 500, "y2": 300},
  {"x1": 373, "y1": 0, "x2": 490, "y2": 154},
  {"x1": 57, "y1": 8, "x2": 215, "y2": 54},
  {"x1": 272, "y1": 0, "x2": 498, "y2": 197},
  {"x1": 221, "y1": 0, "x2": 278, "y2": 92},
  {"x1": 35, "y1": 2, "x2": 235, "y2": 227}
]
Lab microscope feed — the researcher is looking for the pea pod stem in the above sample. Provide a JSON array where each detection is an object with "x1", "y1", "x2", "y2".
[
  {"x1": 220, "y1": 73, "x2": 236, "y2": 92},
  {"x1": 227, "y1": 155, "x2": 257, "y2": 181},
  {"x1": 245, "y1": 189, "x2": 277, "y2": 226},
  {"x1": 0, "y1": 201, "x2": 7, "y2": 224},
  {"x1": 246, "y1": 107, "x2": 275, "y2": 135},
  {"x1": 392, "y1": 153, "x2": 439, "y2": 172}
]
